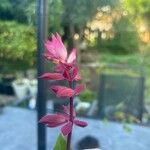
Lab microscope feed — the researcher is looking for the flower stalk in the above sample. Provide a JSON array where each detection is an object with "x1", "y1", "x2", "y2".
[
  {"x1": 39, "y1": 33, "x2": 87, "y2": 150},
  {"x1": 66, "y1": 81, "x2": 73, "y2": 150}
]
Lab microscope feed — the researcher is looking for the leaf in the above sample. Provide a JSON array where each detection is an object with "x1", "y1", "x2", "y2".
[{"x1": 54, "y1": 134, "x2": 67, "y2": 150}]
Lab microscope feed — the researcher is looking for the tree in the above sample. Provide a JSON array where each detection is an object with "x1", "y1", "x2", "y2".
[
  {"x1": 0, "y1": 0, "x2": 35, "y2": 24},
  {"x1": 124, "y1": 0, "x2": 150, "y2": 30},
  {"x1": 104, "y1": 16, "x2": 140, "y2": 54},
  {"x1": 61, "y1": 0, "x2": 118, "y2": 49},
  {"x1": 48, "y1": 0, "x2": 63, "y2": 33},
  {"x1": 0, "y1": 0, "x2": 118, "y2": 45},
  {"x1": 0, "y1": 21, "x2": 36, "y2": 73}
]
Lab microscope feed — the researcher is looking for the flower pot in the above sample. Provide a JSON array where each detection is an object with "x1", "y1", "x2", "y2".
[
  {"x1": 12, "y1": 79, "x2": 29, "y2": 100},
  {"x1": 28, "y1": 79, "x2": 37, "y2": 97}
]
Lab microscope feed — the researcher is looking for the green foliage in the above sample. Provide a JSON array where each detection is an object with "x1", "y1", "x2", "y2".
[
  {"x1": 48, "y1": 0, "x2": 63, "y2": 33},
  {"x1": 79, "y1": 89, "x2": 95, "y2": 102},
  {"x1": 0, "y1": 0, "x2": 119, "y2": 37},
  {"x1": 124, "y1": 0, "x2": 150, "y2": 21},
  {"x1": 54, "y1": 134, "x2": 67, "y2": 150},
  {"x1": 62, "y1": 0, "x2": 97, "y2": 26},
  {"x1": 101, "y1": 16, "x2": 140, "y2": 54},
  {"x1": 0, "y1": 21, "x2": 36, "y2": 73},
  {"x1": 25, "y1": 1, "x2": 36, "y2": 25},
  {"x1": 0, "y1": 0, "x2": 13, "y2": 20},
  {"x1": 0, "y1": 0, "x2": 35, "y2": 24},
  {"x1": 62, "y1": 0, "x2": 118, "y2": 27},
  {"x1": 114, "y1": 111, "x2": 140, "y2": 123},
  {"x1": 99, "y1": 52, "x2": 142, "y2": 65}
]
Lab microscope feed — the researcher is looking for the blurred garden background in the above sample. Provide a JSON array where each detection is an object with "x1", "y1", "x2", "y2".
[
  {"x1": 0, "y1": 0, "x2": 150, "y2": 111},
  {"x1": 0, "y1": 0, "x2": 150, "y2": 149}
]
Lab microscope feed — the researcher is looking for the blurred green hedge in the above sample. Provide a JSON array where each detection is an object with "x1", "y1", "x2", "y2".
[{"x1": 0, "y1": 21, "x2": 36, "y2": 73}]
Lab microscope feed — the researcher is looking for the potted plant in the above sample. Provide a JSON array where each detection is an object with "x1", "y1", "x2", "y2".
[
  {"x1": 12, "y1": 78, "x2": 29, "y2": 100},
  {"x1": 28, "y1": 79, "x2": 37, "y2": 97}
]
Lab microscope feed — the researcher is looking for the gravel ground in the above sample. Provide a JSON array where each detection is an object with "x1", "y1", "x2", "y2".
[{"x1": 0, "y1": 106, "x2": 150, "y2": 150}]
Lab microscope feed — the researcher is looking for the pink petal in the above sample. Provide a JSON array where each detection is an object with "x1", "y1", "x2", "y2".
[
  {"x1": 51, "y1": 85, "x2": 75, "y2": 97},
  {"x1": 74, "y1": 119, "x2": 88, "y2": 127},
  {"x1": 67, "y1": 48, "x2": 77, "y2": 63},
  {"x1": 55, "y1": 33, "x2": 67, "y2": 61},
  {"x1": 54, "y1": 64, "x2": 65, "y2": 72},
  {"x1": 39, "y1": 73, "x2": 64, "y2": 80},
  {"x1": 39, "y1": 114, "x2": 67, "y2": 127},
  {"x1": 43, "y1": 52, "x2": 59, "y2": 64},
  {"x1": 44, "y1": 34, "x2": 67, "y2": 62},
  {"x1": 74, "y1": 84, "x2": 85, "y2": 95},
  {"x1": 45, "y1": 40, "x2": 56, "y2": 56},
  {"x1": 61, "y1": 122, "x2": 73, "y2": 136}
]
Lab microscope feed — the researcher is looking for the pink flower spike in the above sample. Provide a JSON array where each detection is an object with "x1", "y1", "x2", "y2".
[
  {"x1": 74, "y1": 84, "x2": 85, "y2": 96},
  {"x1": 67, "y1": 48, "x2": 77, "y2": 63},
  {"x1": 44, "y1": 33, "x2": 67, "y2": 63},
  {"x1": 74, "y1": 119, "x2": 88, "y2": 127},
  {"x1": 39, "y1": 114, "x2": 67, "y2": 127},
  {"x1": 51, "y1": 85, "x2": 75, "y2": 98},
  {"x1": 39, "y1": 73, "x2": 64, "y2": 80},
  {"x1": 61, "y1": 121, "x2": 73, "y2": 136}
]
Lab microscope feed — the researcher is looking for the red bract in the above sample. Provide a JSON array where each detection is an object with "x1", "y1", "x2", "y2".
[
  {"x1": 44, "y1": 33, "x2": 77, "y2": 65},
  {"x1": 50, "y1": 84, "x2": 85, "y2": 98},
  {"x1": 39, "y1": 73, "x2": 64, "y2": 80},
  {"x1": 63, "y1": 66, "x2": 80, "y2": 81},
  {"x1": 39, "y1": 67, "x2": 81, "y2": 82},
  {"x1": 39, "y1": 114, "x2": 67, "y2": 127},
  {"x1": 39, "y1": 106, "x2": 87, "y2": 136},
  {"x1": 55, "y1": 64, "x2": 81, "y2": 81},
  {"x1": 74, "y1": 84, "x2": 85, "y2": 96},
  {"x1": 51, "y1": 86, "x2": 75, "y2": 98}
]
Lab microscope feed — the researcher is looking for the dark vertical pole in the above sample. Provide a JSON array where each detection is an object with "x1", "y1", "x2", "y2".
[{"x1": 37, "y1": 0, "x2": 48, "y2": 150}]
